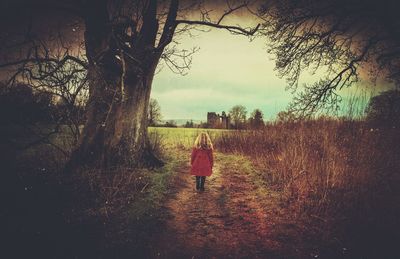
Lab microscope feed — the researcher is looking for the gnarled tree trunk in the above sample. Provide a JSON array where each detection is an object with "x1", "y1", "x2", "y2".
[
  {"x1": 68, "y1": 0, "x2": 163, "y2": 169},
  {"x1": 72, "y1": 61, "x2": 159, "y2": 168}
]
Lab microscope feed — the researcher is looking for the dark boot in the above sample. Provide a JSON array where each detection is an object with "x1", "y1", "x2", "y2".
[
  {"x1": 200, "y1": 176, "x2": 206, "y2": 191},
  {"x1": 195, "y1": 176, "x2": 200, "y2": 190}
]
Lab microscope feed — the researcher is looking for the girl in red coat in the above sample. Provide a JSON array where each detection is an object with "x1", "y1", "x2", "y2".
[{"x1": 191, "y1": 132, "x2": 214, "y2": 191}]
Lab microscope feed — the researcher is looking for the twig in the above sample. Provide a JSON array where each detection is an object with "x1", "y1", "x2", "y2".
[
  {"x1": 310, "y1": 214, "x2": 327, "y2": 222},
  {"x1": 141, "y1": 182, "x2": 150, "y2": 193}
]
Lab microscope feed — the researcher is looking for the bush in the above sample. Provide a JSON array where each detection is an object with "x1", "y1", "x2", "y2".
[
  {"x1": 0, "y1": 83, "x2": 53, "y2": 124},
  {"x1": 366, "y1": 90, "x2": 400, "y2": 128}
]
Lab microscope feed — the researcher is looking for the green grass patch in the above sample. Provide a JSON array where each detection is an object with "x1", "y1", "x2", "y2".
[
  {"x1": 127, "y1": 149, "x2": 186, "y2": 221},
  {"x1": 149, "y1": 127, "x2": 229, "y2": 149}
]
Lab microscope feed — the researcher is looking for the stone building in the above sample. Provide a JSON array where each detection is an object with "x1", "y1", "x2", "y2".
[
  {"x1": 221, "y1": 111, "x2": 230, "y2": 129},
  {"x1": 207, "y1": 111, "x2": 230, "y2": 129}
]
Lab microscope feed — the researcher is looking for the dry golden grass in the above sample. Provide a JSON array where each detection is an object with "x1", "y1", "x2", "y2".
[{"x1": 213, "y1": 118, "x2": 400, "y2": 255}]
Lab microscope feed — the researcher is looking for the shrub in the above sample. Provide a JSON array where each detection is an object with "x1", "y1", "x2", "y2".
[{"x1": 366, "y1": 90, "x2": 400, "y2": 128}]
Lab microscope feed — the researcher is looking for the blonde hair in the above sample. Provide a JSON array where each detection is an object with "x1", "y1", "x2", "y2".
[{"x1": 194, "y1": 132, "x2": 213, "y2": 149}]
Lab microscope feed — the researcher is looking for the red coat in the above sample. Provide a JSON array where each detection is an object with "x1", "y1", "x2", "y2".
[{"x1": 190, "y1": 147, "x2": 213, "y2": 176}]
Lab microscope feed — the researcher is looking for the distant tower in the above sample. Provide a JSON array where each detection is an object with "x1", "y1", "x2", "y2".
[
  {"x1": 221, "y1": 111, "x2": 230, "y2": 129},
  {"x1": 207, "y1": 112, "x2": 219, "y2": 127}
]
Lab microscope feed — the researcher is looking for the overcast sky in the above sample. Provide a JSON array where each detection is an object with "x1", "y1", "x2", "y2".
[
  {"x1": 151, "y1": 24, "x2": 391, "y2": 122},
  {"x1": 151, "y1": 28, "x2": 295, "y2": 121}
]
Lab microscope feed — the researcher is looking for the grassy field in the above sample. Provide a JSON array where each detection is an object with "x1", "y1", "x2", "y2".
[
  {"x1": 4, "y1": 122, "x2": 399, "y2": 257},
  {"x1": 148, "y1": 126, "x2": 229, "y2": 149}
]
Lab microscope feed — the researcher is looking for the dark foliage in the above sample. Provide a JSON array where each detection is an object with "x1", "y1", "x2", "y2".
[
  {"x1": 0, "y1": 83, "x2": 53, "y2": 124},
  {"x1": 366, "y1": 90, "x2": 400, "y2": 127},
  {"x1": 248, "y1": 109, "x2": 265, "y2": 129}
]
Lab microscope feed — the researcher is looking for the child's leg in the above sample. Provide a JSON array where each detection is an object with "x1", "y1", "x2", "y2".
[
  {"x1": 200, "y1": 176, "x2": 206, "y2": 190},
  {"x1": 195, "y1": 176, "x2": 200, "y2": 190}
]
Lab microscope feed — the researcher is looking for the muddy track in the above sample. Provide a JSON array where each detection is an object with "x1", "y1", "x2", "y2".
[{"x1": 152, "y1": 152, "x2": 283, "y2": 258}]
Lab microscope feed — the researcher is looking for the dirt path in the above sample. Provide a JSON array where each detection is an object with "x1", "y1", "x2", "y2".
[{"x1": 152, "y1": 151, "x2": 284, "y2": 258}]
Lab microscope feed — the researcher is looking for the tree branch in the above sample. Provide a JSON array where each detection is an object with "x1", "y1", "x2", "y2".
[
  {"x1": 0, "y1": 55, "x2": 88, "y2": 69},
  {"x1": 175, "y1": 19, "x2": 259, "y2": 36},
  {"x1": 157, "y1": 0, "x2": 179, "y2": 50}
]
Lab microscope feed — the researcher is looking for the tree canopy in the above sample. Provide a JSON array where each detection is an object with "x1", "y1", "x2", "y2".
[
  {"x1": 258, "y1": 0, "x2": 400, "y2": 116},
  {"x1": 249, "y1": 109, "x2": 264, "y2": 129},
  {"x1": 148, "y1": 98, "x2": 162, "y2": 126},
  {"x1": 366, "y1": 90, "x2": 400, "y2": 127},
  {"x1": 229, "y1": 105, "x2": 247, "y2": 129}
]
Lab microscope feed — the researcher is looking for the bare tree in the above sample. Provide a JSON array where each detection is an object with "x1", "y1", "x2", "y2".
[
  {"x1": 249, "y1": 108, "x2": 264, "y2": 129},
  {"x1": 258, "y1": 0, "x2": 400, "y2": 117},
  {"x1": 276, "y1": 110, "x2": 297, "y2": 123},
  {"x1": 1, "y1": 0, "x2": 259, "y2": 168},
  {"x1": 148, "y1": 98, "x2": 162, "y2": 126},
  {"x1": 229, "y1": 105, "x2": 247, "y2": 129}
]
